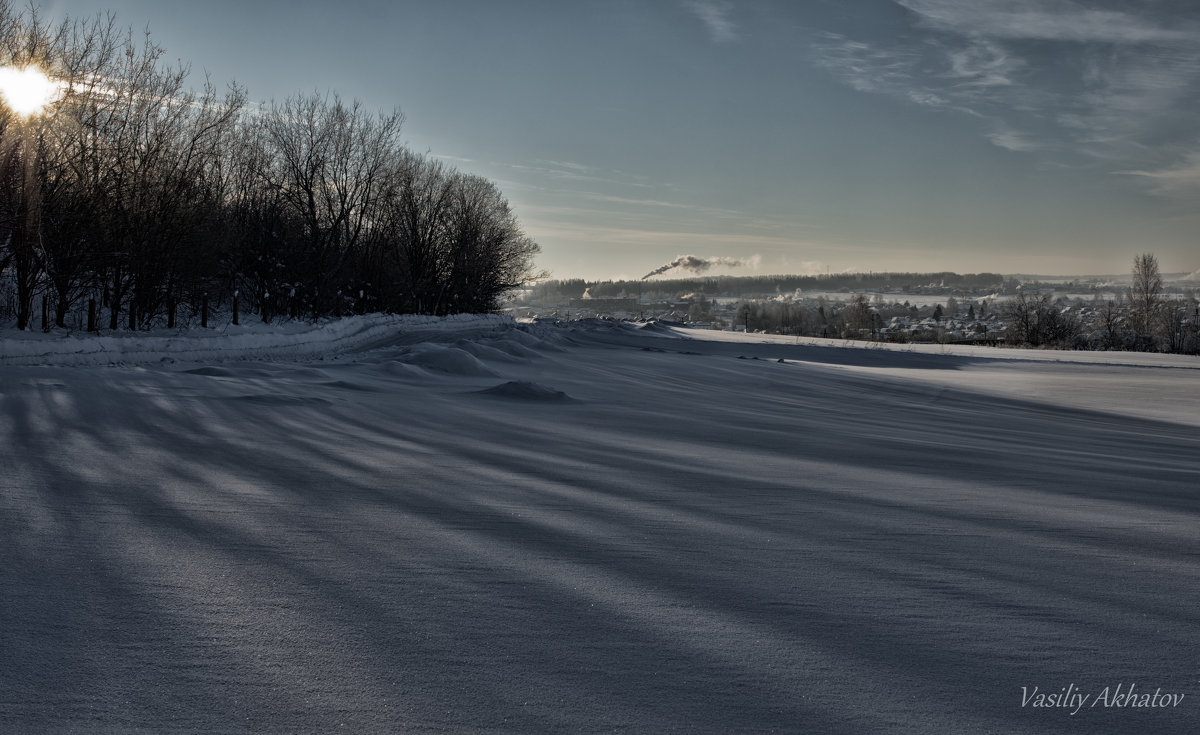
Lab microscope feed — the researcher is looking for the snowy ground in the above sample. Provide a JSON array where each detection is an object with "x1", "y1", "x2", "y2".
[{"x1": 2, "y1": 316, "x2": 1198, "y2": 733}]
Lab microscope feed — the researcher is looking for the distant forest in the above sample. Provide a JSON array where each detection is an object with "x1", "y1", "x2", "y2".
[{"x1": 0, "y1": 5, "x2": 540, "y2": 331}]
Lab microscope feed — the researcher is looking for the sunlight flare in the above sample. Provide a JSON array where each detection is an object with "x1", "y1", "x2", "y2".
[{"x1": 0, "y1": 65, "x2": 64, "y2": 117}]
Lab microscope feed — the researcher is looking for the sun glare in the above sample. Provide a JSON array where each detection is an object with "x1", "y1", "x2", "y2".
[{"x1": 0, "y1": 65, "x2": 63, "y2": 117}]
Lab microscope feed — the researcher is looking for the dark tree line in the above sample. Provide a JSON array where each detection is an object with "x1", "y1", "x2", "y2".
[
  {"x1": 730, "y1": 295, "x2": 929, "y2": 340},
  {"x1": 1000, "y1": 291, "x2": 1084, "y2": 348},
  {"x1": 0, "y1": 5, "x2": 540, "y2": 331}
]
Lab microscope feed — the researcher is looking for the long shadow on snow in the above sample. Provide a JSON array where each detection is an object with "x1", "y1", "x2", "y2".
[
  {"x1": 0, "y1": 369, "x2": 852, "y2": 734},
  {"x1": 3, "y1": 349, "x2": 1199, "y2": 734}
]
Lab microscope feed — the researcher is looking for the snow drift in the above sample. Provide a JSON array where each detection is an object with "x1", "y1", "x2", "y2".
[
  {"x1": 0, "y1": 312, "x2": 511, "y2": 367},
  {"x1": 1, "y1": 317, "x2": 1197, "y2": 734}
]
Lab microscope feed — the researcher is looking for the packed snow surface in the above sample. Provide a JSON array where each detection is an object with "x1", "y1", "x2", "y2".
[{"x1": 2, "y1": 316, "x2": 1198, "y2": 733}]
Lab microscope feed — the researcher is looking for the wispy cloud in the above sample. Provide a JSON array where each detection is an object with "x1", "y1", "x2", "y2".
[
  {"x1": 813, "y1": 32, "x2": 1021, "y2": 118},
  {"x1": 987, "y1": 128, "x2": 1040, "y2": 152},
  {"x1": 577, "y1": 192, "x2": 750, "y2": 218},
  {"x1": 520, "y1": 219, "x2": 814, "y2": 250},
  {"x1": 1063, "y1": 47, "x2": 1200, "y2": 156},
  {"x1": 534, "y1": 159, "x2": 595, "y2": 174},
  {"x1": 521, "y1": 192, "x2": 821, "y2": 236},
  {"x1": 813, "y1": 33, "x2": 948, "y2": 111},
  {"x1": 1119, "y1": 152, "x2": 1200, "y2": 197},
  {"x1": 812, "y1": 0, "x2": 1200, "y2": 181},
  {"x1": 685, "y1": 1, "x2": 738, "y2": 44},
  {"x1": 943, "y1": 39, "x2": 1020, "y2": 88},
  {"x1": 499, "y1": 159, "x2": 655, "y2": 189},
  {"x1": 896, "y1": 0, "x2": 1197, "y2": 44}
]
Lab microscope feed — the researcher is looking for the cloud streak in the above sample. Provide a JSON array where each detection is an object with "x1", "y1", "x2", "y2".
[
  {"x1": 1118, "y1": 152, "x2": 1200, "y2": 197},
  {"x1": 897, "y1": 0, "x2": 1197, "y2": 44},
  {"x1": 520, "y1": 218, "x2": 819, "y2": 251},
  {"x1": 812, "y1": 33, "x2": 1012, "y2": 117},
  {"x1": 987, "y1": 129, "x2": 1040, "y2": 152},
  {"x1": 685, "y1": 1, "x2": 738, "y2": 44},
  {"x1": 811, "y1": 0, "x2": 1200, "y2": 186},
  {"x1": 499, "y1": 159, "x2": 655, "y2": 189},
  {"x1": 943, "y1": 39, "x2": 1020, "y2": 88},
  {"x1": 813, "y1": 35, "x2": 922, "y2": 98}
]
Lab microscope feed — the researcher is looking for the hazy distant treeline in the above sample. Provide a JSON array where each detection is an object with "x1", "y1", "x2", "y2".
[
  {"x1": 540, "y1": 272, "x2": 1009, "y2": 301},
  {"x1": 0, "y1": 5, "x2": 540, "y2": 330},
  {"x1": 539, "y1": 257, "x2": 1199, "y2": 354},
  {"x1": 726, "y1": 257, "x2": 1199, "y2": 354}
]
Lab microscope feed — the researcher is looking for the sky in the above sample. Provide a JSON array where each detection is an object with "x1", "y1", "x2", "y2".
[{"x1": 36, "y1": 0, "x2": 1200, "y2": 280}]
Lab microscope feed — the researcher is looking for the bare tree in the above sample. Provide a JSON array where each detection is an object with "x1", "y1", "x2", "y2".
[
  {"x1": 1157, "y1": 299, "x2": 1191, "y2": 354},
  {"x1": 222, "y1": 117, "x2": 297, "y2": 321},
  {"x1": 258, "y1": 92, "x2": 404, "y2": 319},
  {"x1": 1096, "y1": 299, "x2": 1127, "y2": 350},
  {"x1": 841, "y1": 293, "x2": 873, "y2": 336},
  {"x1": 376, "y1": 151, "x2": 456, "y2": 313},
  {"x1": 27, "y1": 21, "x2": 245, "y2": 330},
  {"x1": 1, "y1": 7, "x2": 537, "y2": 330},
  {"x1": 1129, "y1": 253, "x2": 1163, "y2": 349},
  {"x1": 1004, "y1": 291, "x2": 1079, "y2": 347},
  {"x1": 1004, "y1": 290, "x2": 1042, "y2": 345},
  {"x1": 439, "y1": 173, "x2": 542, "y2": 314}
]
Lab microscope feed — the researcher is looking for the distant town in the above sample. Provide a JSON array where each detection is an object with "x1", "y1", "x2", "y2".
[{"x1": 508, "y1": 266, "x2": 1200, "y2": 353}]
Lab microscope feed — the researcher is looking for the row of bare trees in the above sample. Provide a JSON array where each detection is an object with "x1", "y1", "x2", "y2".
[
  {"x1": 1003, "y1": 254, "x2": 1199, "y2": 352},
  {"x1": 0, "y1": 5, "x2": 540, "y2": 331}
]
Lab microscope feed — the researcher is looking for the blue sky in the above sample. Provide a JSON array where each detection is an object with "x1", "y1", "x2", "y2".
[{"x1": 41, "y1": 0, "x2": 1200, "y2": 279}]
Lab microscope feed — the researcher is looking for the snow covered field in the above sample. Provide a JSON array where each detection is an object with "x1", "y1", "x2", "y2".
[{"x1": 2, "y1": 316, "x2": 1198, "y2": 733}]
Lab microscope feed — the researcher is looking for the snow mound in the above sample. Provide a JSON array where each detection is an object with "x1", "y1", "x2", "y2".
[
  {"x1": 502, "y1": 327, "x2": 548, "y2": 346},
  {"x1": 366, "y1": 361, "x2": 426, "y2": 379},
  {"x1": 481, "y1": 337, "x2": 543, "y2": 360},
  {"x1": 513, "y1": 321, "x2": 575, "y2": 349},
  {"x1": 568, "y1": 318, "x2": 633, "y2": 333},
  {"x1": 637, "y1": 321, "x2": 676, "y2": 334},
  {"x1": 474, "y1": 380, "x2": 573, "y2": 402},
  {"x1": 399, "y1": 343, "x2": 500, "y2": 377},
  {"x1": 320, "y1": 380, "x2": 381, "y2": 392},
  {"x1": 455, "y1": 339, "x2": 531, "y2": 363},
  {"x1": 494, "y1": 326, "x2": 566, "y2": 352}
]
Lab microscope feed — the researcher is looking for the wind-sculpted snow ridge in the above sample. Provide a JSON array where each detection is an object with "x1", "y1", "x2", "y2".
[
  {"x1": 397, "y1": 343, "x2": 502, "y2": 377},
  {"x1": 0, "y1": 313, "x2": 511, "y2": 367}
]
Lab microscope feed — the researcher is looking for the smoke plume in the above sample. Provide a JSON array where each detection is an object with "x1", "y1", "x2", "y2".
[{"x1": 641, "y1": 254, "x2": 756, "y2": 280}]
